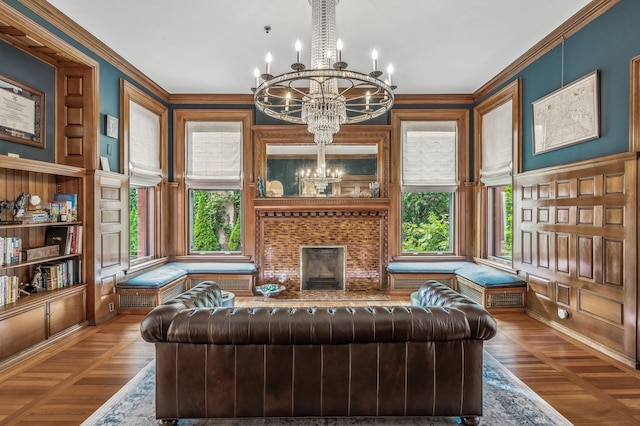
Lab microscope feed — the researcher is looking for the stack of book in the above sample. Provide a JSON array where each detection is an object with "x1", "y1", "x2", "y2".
[
  {"x1": 40, "y1": 259, "x2": 82, "y2": 289},
  {"x1": 0, "y1": 237, "x2": 22, "y2": 265},
  {"x1": 0, "y1": 275, "x2": 19, "y2": 306}
]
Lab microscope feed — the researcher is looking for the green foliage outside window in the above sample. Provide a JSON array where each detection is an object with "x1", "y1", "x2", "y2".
[
  {"x1": 191, "y1": 190, "x2": 241, "y2": 252},
  {"x1": 401, "y1": 192, "x2": 451, "y2": 252},
  {"x1": 502, "y1": 184, "x2": 513, "y2": 257},
  {"x1": 129, "y1": 188, "x2": 139, "y2": 258}
]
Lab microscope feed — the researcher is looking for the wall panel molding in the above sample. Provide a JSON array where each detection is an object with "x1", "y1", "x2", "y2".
[{"x1": 514, "y1": 153, "x2": 636, "y2": 365}]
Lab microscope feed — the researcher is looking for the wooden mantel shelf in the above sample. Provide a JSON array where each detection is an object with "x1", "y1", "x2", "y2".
[{"x1": 253, "y1": 197, "x2": 390, "y2": 212}]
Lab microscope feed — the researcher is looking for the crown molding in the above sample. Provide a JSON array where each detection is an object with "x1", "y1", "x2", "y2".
[
  {"x1": 393, "y1": 94, "x2": 474, "y2": 105},
  {"x1": 168, "y1": 93, "x2": 254, "y2": 105},
  {"x1": 474, "y1": 0, "x2": 620, "y2": 102},
  {"x1": 21, "y1": 0, "x2": 169, "y2": 102}
]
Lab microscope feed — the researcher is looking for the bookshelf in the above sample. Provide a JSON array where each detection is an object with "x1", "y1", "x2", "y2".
[{"x1": 0, "y1": 155, "x2": 87, "y2": 365}]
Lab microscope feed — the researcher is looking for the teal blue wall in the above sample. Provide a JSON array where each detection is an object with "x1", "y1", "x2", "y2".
[
  {"x1": 487, "y1": 0, "x2": 640, "y2": 172},
  {"x1": 0, "y1": 40, "x2": 55, "y2": 161}
]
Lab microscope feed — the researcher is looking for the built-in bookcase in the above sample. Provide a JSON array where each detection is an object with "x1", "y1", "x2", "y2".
[{"x1": 0, "y1": 155, "x2": 87, "y2": 367}]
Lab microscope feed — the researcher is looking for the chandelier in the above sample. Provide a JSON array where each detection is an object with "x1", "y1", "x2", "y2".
[{"x1": 252, "y1": 0, "x2": 396, "y2": 146}]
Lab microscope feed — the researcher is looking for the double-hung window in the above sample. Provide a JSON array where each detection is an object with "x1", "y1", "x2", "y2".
[
  {"x1": 475, "y1": 80, "x2": 520, "y2": 264},
  {"x1": 400, "y1": 121, "x2": 459, "y2": 254},
  {"x1": 123, "y1": 82, "x2": 167, "y2": 266},
  {"x1": 185, "y1": 121, "x2": 243, "y2": 253}
]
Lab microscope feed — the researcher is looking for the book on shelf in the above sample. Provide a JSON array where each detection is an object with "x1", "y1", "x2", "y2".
[
  {"x1": 0, "y1": 275, "x2": 19, "y2": 306},
  {"x1": 40, "y1": 258, "x2": 82, "y2": 289},
  {"x1": 0, "y1": 236, "x2": 22, "y2": 265}
]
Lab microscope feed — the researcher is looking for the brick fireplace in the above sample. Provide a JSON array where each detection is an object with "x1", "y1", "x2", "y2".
[{"x1": 255, "y1": 200, "x2": 388, "y2": 292}]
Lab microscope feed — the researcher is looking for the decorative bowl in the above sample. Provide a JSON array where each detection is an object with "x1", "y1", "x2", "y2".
[{"x1": 255, "y1": 284, "x2": 286, "y2": 298}]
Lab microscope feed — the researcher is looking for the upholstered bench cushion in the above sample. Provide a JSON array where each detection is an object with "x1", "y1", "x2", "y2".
[
  {"x1": 181, "y1": 262, "x2": 257, "y2": 275},
  {"x1": 387, "y1": 261, "x2": 466, "y2": 274},
  {"x1": 387, "y1": 261, "x2": 525, "y2": 288},
  {"x1": 117, "y1": 262, "x2": 256, "y2": 290},
  {"x1": 117, "y1": 263, "x2": 189, "y2": 289},
  {"x1": 455, "y1": 264, "x2": 525, "y2": 288}
]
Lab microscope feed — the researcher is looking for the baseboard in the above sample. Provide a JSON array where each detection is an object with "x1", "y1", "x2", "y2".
[{"x1": 526, "y1": 309, "x2": 637, "y2": 369}]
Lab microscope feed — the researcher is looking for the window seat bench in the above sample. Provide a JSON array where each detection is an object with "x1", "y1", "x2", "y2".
[
  {"x1": 388, "y1": 261, "x2": 526, "y2": 312},
  {"x1": 116, "y1": 262, "x2": 256, "y2": 313}
]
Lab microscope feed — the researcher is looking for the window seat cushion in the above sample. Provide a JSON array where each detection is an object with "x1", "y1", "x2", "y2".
[
  {"x1": 117, "y1": 262, "x2": 256, "y2": 289},
  {"x1": 181, "y1": 262, "x2": 257, "y2": 275},
  {"x1": 387, "y1": 261, "x2": 525, "y2": 288}
]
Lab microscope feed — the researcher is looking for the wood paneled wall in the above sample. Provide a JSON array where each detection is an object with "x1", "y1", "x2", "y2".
[
  {"x1": 514, "y1": 152, "x2": 638, "y2": 367},
  {"x1": 86, "y1": 171, "x2": 128, "y2": 324}
]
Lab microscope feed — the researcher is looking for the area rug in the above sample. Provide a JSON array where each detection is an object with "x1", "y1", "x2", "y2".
[{"x1": 81, "y1": 352, "x2": 572, "y2": 426}]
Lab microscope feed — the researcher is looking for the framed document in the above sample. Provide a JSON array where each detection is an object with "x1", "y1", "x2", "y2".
[
  {"x1": 532, "y1": 71, "x2": 599, "y2": 154},
  {"x1": 0, "y1": 74, "x2": 45, "y2": 148}
]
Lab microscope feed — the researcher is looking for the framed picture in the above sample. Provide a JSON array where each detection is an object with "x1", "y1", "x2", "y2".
[
  {"x1": 100, "y1": 156, "x2": 111, "y2": 171},
  {"x1": 0, "y1": 74, "x2": 45, "y2": 148},
  {"x1": 105, "y1": 114, "x2": 119, "y2": 138},
  {"x1": 532, "y1": 70, "x2": 599, "y2": 154}
]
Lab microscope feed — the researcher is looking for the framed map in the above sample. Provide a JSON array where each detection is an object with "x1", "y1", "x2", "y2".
[
  {"x1": 0, "y1": 74, "x2": 45, "y2": 148},
  {"x1": 532, "y1": 70, "x2": 599, "y2": 154}
]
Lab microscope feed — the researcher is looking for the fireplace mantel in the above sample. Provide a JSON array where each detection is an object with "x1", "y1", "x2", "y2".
[{"x1": 254, "y1": 197, "x2": 390, "y2": 213}]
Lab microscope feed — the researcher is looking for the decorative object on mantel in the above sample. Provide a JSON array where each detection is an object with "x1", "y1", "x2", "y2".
[
  {"x1": 252, "y1": 0, "x2": 397, "y2": 146},
  {"x1": 369, "y1": 181, "x2": 380, "y2": 197},
  {"x1": 257, "y1": 176, "x2": 266, "y2": 198}
]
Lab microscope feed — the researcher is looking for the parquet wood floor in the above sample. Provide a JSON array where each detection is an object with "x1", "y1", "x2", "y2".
[{"x1": 0, "y1": 302, "x2": 639, "y2": 425}]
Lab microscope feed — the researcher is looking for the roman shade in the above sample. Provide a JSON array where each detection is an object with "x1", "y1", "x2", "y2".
[
  {"x1": 185, "y1": 121, "x2": 242, "y2": 189},
  {"x1": 401, "y1": 121, "x2": 458, "y2": 192},
  {"x1": 129, "y1": 100, "x2": 162, "y2": 186},
  {"x1": 480, "y1": 99, "x2": 513, "y2": 186}
]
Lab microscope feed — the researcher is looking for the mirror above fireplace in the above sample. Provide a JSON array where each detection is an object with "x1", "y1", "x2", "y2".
[
  {"x1": 253, "y1": 126, "x2": 390, "y2": 199},
  {"x1": 266, "y1": 143, "x2": 378, "y2": 197}
]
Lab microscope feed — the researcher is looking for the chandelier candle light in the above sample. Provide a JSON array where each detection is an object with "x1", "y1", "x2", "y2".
[{"x1": 252, "y1": 0, "x2": 397, "y2": 148}]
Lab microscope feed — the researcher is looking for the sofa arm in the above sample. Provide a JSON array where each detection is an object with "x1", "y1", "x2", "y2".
[
  {"x1": 416, "y1": 280, "x2": 497, "y2": 340},
  {"x1": 418, "y1": 280, "x2": 475, "y2": 307},
  {"x1": 140, "y1": 281, "x2": 223, "y2": 342}
]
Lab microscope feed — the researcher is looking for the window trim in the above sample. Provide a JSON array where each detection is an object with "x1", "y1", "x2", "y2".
[
  {"x1": 390, "y1": 109, "x2": 470, "y2": 259},
  {"x1": 121, "y1": 80, "x2": 168, "y2": 268},
  {"x1": 173, "y1": 109, "x2": 253, "y2": 259},
  {"x1": 474, "y1": 79, "x2": 521, "y2": 268}
]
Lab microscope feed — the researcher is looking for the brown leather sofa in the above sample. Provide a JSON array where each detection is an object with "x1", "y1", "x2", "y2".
[{"x1": 141, "y1": 280, "x2": 497, "y2": 425}]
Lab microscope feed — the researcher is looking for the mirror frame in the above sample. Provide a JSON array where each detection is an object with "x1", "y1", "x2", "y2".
[{"x1": 253, "y1": 125, "x2": 390, "y2": 199}]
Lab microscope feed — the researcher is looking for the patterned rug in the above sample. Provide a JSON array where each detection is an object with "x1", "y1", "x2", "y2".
[{"x1": 81, "y1": 352, "x2": 572, "y2": 426}]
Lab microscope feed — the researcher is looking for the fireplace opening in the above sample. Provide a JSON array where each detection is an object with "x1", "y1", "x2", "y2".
[{"x1": 300, "y1": 245, "x2": 346, "y2": 291}]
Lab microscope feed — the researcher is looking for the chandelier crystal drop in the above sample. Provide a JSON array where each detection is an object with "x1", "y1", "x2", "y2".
[{"x1": 252, "y1": 0, "x2": 396, "y2": 146}]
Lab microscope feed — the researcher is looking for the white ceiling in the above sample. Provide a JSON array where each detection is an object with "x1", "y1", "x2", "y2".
[{"x1": 46, "y1": 0, "x2": 592, "y2": 95}]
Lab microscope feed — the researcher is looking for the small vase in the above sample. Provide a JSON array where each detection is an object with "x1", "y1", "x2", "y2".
[{"x1": 369, "y1": 182, "x2": 380, "y2": 197}]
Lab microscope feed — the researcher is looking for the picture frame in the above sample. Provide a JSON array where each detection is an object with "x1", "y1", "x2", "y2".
[
  {"x1": 100, "y1": 156, "x2": 111, "y2": 171},
  {"x1": 105, "y1": 114, "x2": 119, "y2": 138},
  {"x1": 532, "y1": 70, "x2": 599, "y2": 154},
  {"x1": 0, "y1": 74, "x2": 45, "y2": 148}
]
